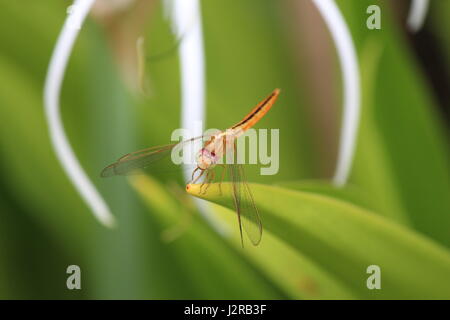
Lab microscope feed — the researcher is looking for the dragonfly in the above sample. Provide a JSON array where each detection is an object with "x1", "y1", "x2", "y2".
[{"x1": 101, "y1": 88, "x2": 280, "y2": 246}]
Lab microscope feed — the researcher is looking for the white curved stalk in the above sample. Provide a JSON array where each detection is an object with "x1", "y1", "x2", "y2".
[
  {"x1": 312, "y1": 0, "x2": 361, "y2": 187},
  {"x1": 44, "y1": 0, "x2": 115, "y2": 227},
  {"x1": 165, "y1": 0, "x2": 228, "y2": 234},
  {"x1": 407, "y1": 0, "x2": 430, "y2": 32}
]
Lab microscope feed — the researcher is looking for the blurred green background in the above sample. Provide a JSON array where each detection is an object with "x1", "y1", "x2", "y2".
[{"x1": 0, "y1": 0, "x2": 449, "y2": 299}]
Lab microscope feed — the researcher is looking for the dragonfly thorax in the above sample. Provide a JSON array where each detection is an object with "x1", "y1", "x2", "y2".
[{"x1": 196, "y1": 148, "x2": 219, "y2": 170}]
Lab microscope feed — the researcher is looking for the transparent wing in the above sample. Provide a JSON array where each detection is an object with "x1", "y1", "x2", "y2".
[
  {"x1": 229, "y1": 162, "x2": 263, "y2": 247},
  {"x1": 101, "y1": 136, "x2": 205, "y2": 177}
]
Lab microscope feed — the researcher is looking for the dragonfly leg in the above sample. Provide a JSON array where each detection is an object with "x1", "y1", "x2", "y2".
[
  {"x1": 197, "y1": 170, "x2": 210, "y2": 194},
  {"x1": 202, "y1": 170, "x2": 215, "y2": 194},
  {"x1": 200, "y1": 169, "x2": 214, "y2": 194},
  {"x1": 191, "y1": 167, "x2": 199, "y2": 183},
  {"x1": 191, "y1": 167, "x2": 205, "y2": 185},
  {"x1": 199, "y1": 170, "x2": 207, "y2": 194}
]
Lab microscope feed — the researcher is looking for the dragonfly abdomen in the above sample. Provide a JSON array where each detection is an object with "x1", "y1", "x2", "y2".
[{"x1": 232, "y1": 88, "x2": 280, "y2": 131}]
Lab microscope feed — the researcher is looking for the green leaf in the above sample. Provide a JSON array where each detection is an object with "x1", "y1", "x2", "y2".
[
  {"x1": 132, "y1": 175, "x2": 357, "y2": 299},
  {"x1": 130, "y1": 175, "x2": 286, "y2": 299},
  {"x1": 209, "y1": 204, "x2": 357, "y2": 299},
  {"x1": 187, "y1": 182, "x2": 450, "y2": 299},
  {"x1": 277, "y1": 180, "x2": 377, "y2": 211},
  {"x1": 339, "y1": 0, "x2": 450, "y2": 247}
]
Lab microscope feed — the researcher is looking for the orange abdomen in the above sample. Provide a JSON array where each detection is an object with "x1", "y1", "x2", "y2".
[{"x1": 232, "y1": 88, "x2": 280, "y2": 131}]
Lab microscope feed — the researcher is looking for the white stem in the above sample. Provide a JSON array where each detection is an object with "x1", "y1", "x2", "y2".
[
  {"x1": 407, "y1": 0, "x2": 430, "y2": 32},
  {"x1": 165, "y1": 0, "x2": 228, "y2": 235},
  {"x1": 312, "y1": 0, "x2": 361, "y2": 187},
  {"x1": 44, "y1": 0, "x2": 115, "y2": 227}
]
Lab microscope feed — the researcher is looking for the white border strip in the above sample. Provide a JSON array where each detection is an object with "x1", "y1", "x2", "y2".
[
  {"x1": 312, "y1": 0, "x2": 361, "y2": 187},
  {"x1": 44, "y1": 0, "x2": 115, "y2": 227}
]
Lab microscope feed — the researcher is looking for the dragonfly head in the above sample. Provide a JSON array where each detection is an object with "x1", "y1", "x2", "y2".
[{"x1": 196, "y1": 148, "x2": 218, "y2": 170}]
